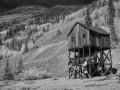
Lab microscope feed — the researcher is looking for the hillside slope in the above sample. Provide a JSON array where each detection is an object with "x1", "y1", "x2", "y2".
[
  {"x1": 0, "y1": 5, "x2": 86, "y2": 79},
  {"x1": 0, "y1": 0, "x2": 120, "y2": 80}
]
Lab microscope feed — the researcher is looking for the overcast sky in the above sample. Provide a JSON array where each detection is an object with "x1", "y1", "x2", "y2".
[{"x1": 0, "y1": 0, "x2": 94, "y2": 8}]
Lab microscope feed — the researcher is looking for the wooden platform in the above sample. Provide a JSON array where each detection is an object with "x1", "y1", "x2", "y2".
[{"x1": 69, "y1": 45, "x2": 110, "y2": 52}]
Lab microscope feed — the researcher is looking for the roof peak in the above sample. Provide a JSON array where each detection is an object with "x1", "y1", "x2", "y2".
[{"x1": 68, "y1": 22, "x2": 110, "y2": 36}]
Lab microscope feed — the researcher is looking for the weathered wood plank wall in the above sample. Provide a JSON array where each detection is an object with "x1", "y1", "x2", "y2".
[{"x1": 68, "y1": 23, "x2": 110, "y2": 50}]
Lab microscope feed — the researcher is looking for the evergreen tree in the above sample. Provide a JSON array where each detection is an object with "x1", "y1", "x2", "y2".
[
  {"x1": 9, "y1": 38, "x2": 17, "y2": 50},
  {"x1": 0, "y1": 55, "x2": 3, "y2": 60},
  {"x1": 13, "y1": 61, "x2": 17, "y2": 75},
  {"x1": 0, "y1": 38, "x2": 3, "y2": 46},
  {"x1": 85, "y1": 8, "x2": 92, "y2": 26},
  {"x1": 16, "y1": 57, "x2": 24, "y2": 74},
  {"x1": 18, "y1": 39, "x2": 22, "y2": 51},
  {"x1": 108, "y1": 0, "x2": 119, "y2": 45},
  {"x1": 6, "y1": 42, "x2": 10, "y2": 49},
  {"x1": 24, "y1": 38, "x2": 29, "y2": 52},
  {"x1": 62, "y1": 16, "x2": 65, "y2": 23},
  {"x1": 42, "y1": 27, "x2": 46, "y2": 33},
  {"x1": 52, "y1": 35, "x2": 54, "y2": 40},
  {"x1": 57, "y1": 29, "x2": 62, "y2": 36},
  {"x1": 32, "y1": 37, "x2": 35, "y2": 44},
  {"x1": 3, "y1": 57, "x2": 14, "y2": 80},
  {"x1": 46, "y1": 25, "x2": 50, "y2": 32}
]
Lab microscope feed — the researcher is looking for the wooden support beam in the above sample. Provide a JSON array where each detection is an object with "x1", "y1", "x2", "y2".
[
  {"x1": 78, "y1": 28, "x2": 82, "y2": 79},
  {"x1": 94, "y1": 50, "x2": 97, "y2": 63},
  {"x1": 91, "y1": 65, "x2": 101, "y2": 76},
  {"x1": 78, "y1": 46, "x2": 81, "y2": 78},
  {"x1": 110, "y1": 49, "x2": 113, "y2": 74},
  {"x1": 68, "y1": 36, "x2": 71, "y2": 79},
  {"x1": 103, "y1": 51, "x2": 111, "y2": 62},
  {"x1": 89, "y1": 45, "x2": 91, "y2": 77},
  {"x1": 70, "y1": 67, "x2": 75, "y2": 77},
  {"x1": 73, "y1": 35, "x2": 76, "y2": 79},
  {"x1": 74, "y1": 49, "x2": 77, "y2": 79},
  {"x1": 103, "y1": 66, "x2": 110, "y2": 76},
  {"x1": 69, "y1": 50, "x2": 70, "y2": 79},
  {"x1": 104, "y1": 63, "x2": 112, "y2": 65},
  {"x1": 96, "y1": 55, "x2": 101, "y2": 64},
  {"x1": 100, "y1": 50, "x2": 104, "y2": 75},
  {"x1": 102, "y1": 50, "x2": 112, "y2": 75}
]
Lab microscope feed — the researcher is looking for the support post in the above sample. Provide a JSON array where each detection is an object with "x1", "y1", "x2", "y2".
[
  {"x1": 110, "y1": 49, "x2": 113, "y2": 74},
  {"x1": 74, "y1": 49, "x2": 77, "y2": 79},
  {"x1": 82, "y1": 28, "x2": 85, "y2": 78},
  {"x1": 89, "y1": 45, "x2": 91, "y2": 77},
  {"x1": 68, "y1": 35, "x2": 71, "y2": 79},
  {"x1": 100, "y1": 50, "x2": 104, "y2": 76},
  {"x1": 69, "y1": 50, "x2": 71, "y2": 79},
  {"x1": 78, "y1": 27, "x2": 81, "y2": 79},
  {"x1": 78, "y1": 47, "x2": 80, "y2": 78}
]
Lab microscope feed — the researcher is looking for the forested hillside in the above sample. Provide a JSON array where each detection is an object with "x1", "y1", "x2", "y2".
[{"x1": 0, "y1": 0, "x2": 120, "y2": 81}]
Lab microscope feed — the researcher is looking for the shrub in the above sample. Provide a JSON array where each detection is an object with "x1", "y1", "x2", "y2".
[
  {"x1": 23, "y1": 69, "x2": 41, "y2": 80},
  {"x1": 14, "y1": 73, "x2": 23, "y2": 81},
  {"x1": 24, "y1": 74, "x2": 39, "y2": 80},
  {"x1": 56, "y1": 29, "x2": 62, "y2": 36},
  {"x1": 23, "y1": 69, "x2": 52, "y2": 80},
  {"x1": 39, "y1": 71, "x2": 52, "y2": 79},
  {"x1": 0, "y1": 55, "x2": 3, "y2": 60},
  {"x1": 42, "y1": 27, "x2": 46, "y2": 33}
]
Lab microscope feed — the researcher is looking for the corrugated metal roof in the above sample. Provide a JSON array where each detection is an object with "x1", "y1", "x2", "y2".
[{"x1": 68, "y1": 22, "x2": 110, "y2": 36}]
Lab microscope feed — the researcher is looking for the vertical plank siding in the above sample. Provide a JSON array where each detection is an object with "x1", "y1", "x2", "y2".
[
  {"x1": 76, "y1": 24, "x2": 79, "y2": 48},
  {"x1": 79, "y1": 25, "x2": 83, "y2": 47},
  {"x1": 68, "y1": 23, "x2": 110, "y2": 49},
  {"x1": 101, "y1": 35, "x2": 110, "y2": 48}
]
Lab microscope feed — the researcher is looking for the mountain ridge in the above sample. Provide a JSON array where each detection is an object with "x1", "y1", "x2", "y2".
[{"x1": 0, "y1": 0, "x2": 94, "y2": 14}]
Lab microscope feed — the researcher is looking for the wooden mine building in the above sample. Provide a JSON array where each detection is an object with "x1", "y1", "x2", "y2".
[{"x1": 67, "y1": 22, "x2": 112, "y2": 79}]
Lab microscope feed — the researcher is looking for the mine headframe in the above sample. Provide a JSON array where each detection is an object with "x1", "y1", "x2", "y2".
[{"x1": 68, "y1": 22, "x2": 112, "y2": 79}]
